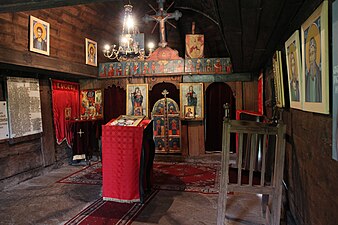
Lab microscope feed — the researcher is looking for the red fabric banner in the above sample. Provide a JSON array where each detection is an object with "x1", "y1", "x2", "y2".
[{"x1": 51, "y1": 80, "x2": 79, "y2": 147}]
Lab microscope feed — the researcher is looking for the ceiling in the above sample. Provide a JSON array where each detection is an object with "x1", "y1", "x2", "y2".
[{"x1": 0, "y1": 0, "x2": 324, "y2": 73}]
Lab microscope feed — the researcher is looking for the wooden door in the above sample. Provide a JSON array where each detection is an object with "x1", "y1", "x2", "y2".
[
  {"x1": 150, "y1": 82, "x2": 180, "y2": 154},
  {"x1": 205, "y1": 82, "x2": 235, "y2": 151}
]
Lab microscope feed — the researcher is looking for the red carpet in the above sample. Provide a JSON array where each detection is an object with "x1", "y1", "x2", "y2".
[
  {"x1": 57, "y1": 162, "x2": 220, "y2": 193},
  {"x1": 152, "y1": 162, "x2": 220, "y2": 193},
  {"x1": 64, "y1": 190, "x2": 158, "y2": 225}
]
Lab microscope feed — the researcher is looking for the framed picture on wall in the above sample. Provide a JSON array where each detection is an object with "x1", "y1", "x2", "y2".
[
  {"x1": 285, "y1": 30, "x2": 302, "y2": 110},
  {"x1": 85, "y1": 38, "x2": 97, "y2": 67},
  {"x1": 126, "y1": 84, "x2": 148, "y2": 117},
  {"x1": 272, "y1": 51, "x2": 285, "y2": 108},
  {"x1": 184, "y1": 105, "x2": 195, "y2": 119},
  {"x1": 180, "y1": 83, "x2": 204, "y2": 120},
  {"x1": 80, "y1": 89, "x2": 103, "y2": 120},
  {"x1": 301, "y1": 0, "x2": 329, "y2": 114},
  {"x1": 29, "y1": 16, "x2": 50, "y2": 56}
]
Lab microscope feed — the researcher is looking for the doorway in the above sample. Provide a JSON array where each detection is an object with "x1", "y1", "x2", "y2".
[
  {"x1": 149, "y1": 82, "x2": 179, "y2": 111},
  {"x1": 205, "y1": 82, "x2": 235, "y2": 152}
]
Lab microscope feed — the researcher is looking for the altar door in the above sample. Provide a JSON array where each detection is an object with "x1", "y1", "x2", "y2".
[{"x1": 152, "y1": 98, "x2": 181, "y2": 154}]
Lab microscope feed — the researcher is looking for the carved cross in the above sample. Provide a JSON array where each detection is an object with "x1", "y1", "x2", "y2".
[
  {"x1": 77, "y1": 129, "x2": 84, "y2": 138},
  {"x1": 162, "y1": 89, "x2": 169, "y2": 98},
  {"x1": 143, "y1": 0, "x2": 182, "y2": 48}
]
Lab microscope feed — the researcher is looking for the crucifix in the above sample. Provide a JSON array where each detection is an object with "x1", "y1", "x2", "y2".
[
  {"x1": 77, "y1": 129, "x2": 84, "y2": 138},
  {"x1": 143, "y1": 0, "x2": 182, "y2": 48},
  {"x1": 161, "y1": 89, "x2": 169, "y2": 116}
]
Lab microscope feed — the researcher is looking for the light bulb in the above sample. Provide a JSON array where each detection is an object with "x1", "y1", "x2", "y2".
[
  {"x1": 148, "y1": 42, "x2": 155, "y2": 50},
  {"x1": 126, "y1": 16, "x2": 134, "y2": 29},
  {"x1": 121, "y1": 36, "x2": 128, "y2": 43},
  {"x1": 104, "y1": 44, "x2": 110, "y2": 51}
]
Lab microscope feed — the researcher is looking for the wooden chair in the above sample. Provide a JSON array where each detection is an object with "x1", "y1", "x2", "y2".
[{"x1": 217, "y1": 117, "x2": 286, "y2": 225}]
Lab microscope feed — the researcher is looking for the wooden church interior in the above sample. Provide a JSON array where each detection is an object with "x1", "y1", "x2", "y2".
[{"x1": 0, "y1": 0, "x2": 337, "y2": 224}]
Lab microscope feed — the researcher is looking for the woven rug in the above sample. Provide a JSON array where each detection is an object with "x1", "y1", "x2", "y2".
[
  {"x1": 152, "y1": 162, "x2": 220, "y2": 193},
  {"x1": 57, "y1": 162, "x2": 220, "y2": 193},
  {"x1": 64, "y1": 190, "x2": 158, "y2": 225}
]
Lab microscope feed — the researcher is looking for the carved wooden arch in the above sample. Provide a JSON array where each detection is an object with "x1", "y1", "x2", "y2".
[
  {"x1": 146, "y1": 76, "x2": 182, "y2": 90},
  {"x1": 80, "y1": 78, "x2": 127, "y2": 90},
  {"x1": 205, "y1": 82, "x2": 240, "y2": 111},
  {"x1": 204, "y1": 82, "x2": 236, "y2": 94},
  {"x1": 102, "y1": 79, "x2": 127, "y2": 90}
]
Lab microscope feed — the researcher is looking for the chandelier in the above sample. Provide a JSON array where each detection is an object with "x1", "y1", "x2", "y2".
[{"x1": 103, "y1": 4, "x2": 143, "y2": 61}]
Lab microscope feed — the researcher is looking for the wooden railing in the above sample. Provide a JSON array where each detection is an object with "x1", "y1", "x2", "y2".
[{"x1": 217, "y1": 116, "x2": 286, "y2": 225}]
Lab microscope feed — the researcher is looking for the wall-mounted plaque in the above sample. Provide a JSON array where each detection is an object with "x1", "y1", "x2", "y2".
[{"x1": 7, "y1": 77, "x2": 43, "y2": 138}]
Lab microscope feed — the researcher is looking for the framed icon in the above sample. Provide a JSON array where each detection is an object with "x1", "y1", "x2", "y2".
[
  {"x1": 301, "y1": 0, "x2": 329, "y2": 114},
  {"x1": 180, "y1": 83, "x2": 204, "y2": 120},
  {"x1": 29, "y1": 16, "x2": 50, "y2": 56},
  {"x1": 285, "y1": 30, "x2": 302, "y2": 110},
  {"x1": 184, "y1": 105, "x2": 195, "y2": 119},
  {"x1": 126, "y1": 84, "x2": 148, "y2": 117},
  {"x1": 85, "y1": 38, "x2": 97, "y2": 67},
  {"x1": 272, "y1": 51, "x2": 285, "y2": 108}
]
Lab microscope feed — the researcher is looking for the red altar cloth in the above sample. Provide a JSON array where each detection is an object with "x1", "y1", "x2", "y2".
[{"x1": 102, "y1": 119, "x2": 151, "y2": 203}]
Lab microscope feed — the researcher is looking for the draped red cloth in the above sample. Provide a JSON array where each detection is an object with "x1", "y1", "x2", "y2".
[
  {"x1": 51, "y1": 80, "x2": 79, "y2": 147},
  {"x1": 102, "y1": 119, "x2": 151, "y2": 203}
]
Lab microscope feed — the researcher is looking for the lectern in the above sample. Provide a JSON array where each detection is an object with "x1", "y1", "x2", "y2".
[{"x1": 101, "y1": 116, "x2": 154, "y2": 203}]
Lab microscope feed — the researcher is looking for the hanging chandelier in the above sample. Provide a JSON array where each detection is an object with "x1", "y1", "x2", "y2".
[{"x1": 103, "y1": 4, "x2": 143, "y2": 61}]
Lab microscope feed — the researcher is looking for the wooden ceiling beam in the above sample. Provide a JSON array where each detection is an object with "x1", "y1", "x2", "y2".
[{"x1": 0, "y1": 0, "x2": 120, "y2": 13}]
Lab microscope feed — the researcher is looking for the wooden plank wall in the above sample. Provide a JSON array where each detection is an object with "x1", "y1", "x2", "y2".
[
  {"x1": 0, "y1": 77, "x2": 60, "y2": 187},
  {"x1": 243, "y1": 79, "x2": 258, "y2": 112},
  {"x1": 0, "y1": 3, "x2": 123, "y2": 77},
  {"x1": 40, "y1": 79, "x2": 56, "y2": 166}
]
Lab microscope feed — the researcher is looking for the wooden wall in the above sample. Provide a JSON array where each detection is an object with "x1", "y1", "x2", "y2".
[
  {"x1": 0, "y1": 3, "x2": 126, "y2": 77},
  {"x1": 243, "y1": 80, "x2": 258, "y2": 112},
  {"x1": 282, "y1": 109, "x2": 338, "y2": 225},
  {"x1": 0, "y1": 76, "x2": 64, "y2": 190},
  {"x1": 260, "y1": 0, "x2": 338, "y2": 223},
  {"x1": 263, "y1": 66, "x2": 338, "y2": 225}
]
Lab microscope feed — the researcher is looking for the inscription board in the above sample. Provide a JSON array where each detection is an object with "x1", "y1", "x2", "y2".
[
  {"x1": 7, "y1": 77, "x2": 43, "y2": 138},
  {"x1": 0, "y1": 101, "x2": 9, "y2": 140}
]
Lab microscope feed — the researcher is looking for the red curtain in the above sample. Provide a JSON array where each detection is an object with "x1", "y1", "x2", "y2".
[
  {"x1": 104, "y1": 85, "x2": 126, "y2": 124},
  {"x1": 51, "y1": 80, "x2": 79, "y2": 147}
]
